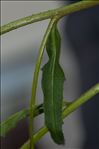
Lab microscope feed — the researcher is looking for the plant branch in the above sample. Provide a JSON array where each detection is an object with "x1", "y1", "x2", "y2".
[
  {"x1": 20, "y1": 83, "x2": 99, "y2": 149},
  {"x1": 1, "y1": 1, "x2": 99, "y2": 35},
  {"x1": 62, "y1": 83, "x2": 99, "y2": 119},
  {"x1": 29, "y1": 17, "x2": 58, "y2": 149}
]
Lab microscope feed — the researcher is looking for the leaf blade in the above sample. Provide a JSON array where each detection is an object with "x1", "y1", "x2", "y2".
[{"x1": 0, "y1": 104, "x2": 43, "y2": 137}]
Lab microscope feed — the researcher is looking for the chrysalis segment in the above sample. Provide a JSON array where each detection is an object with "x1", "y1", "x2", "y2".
[{"x1": 42, "y1": 23, "x2": 65, "y2": 144}]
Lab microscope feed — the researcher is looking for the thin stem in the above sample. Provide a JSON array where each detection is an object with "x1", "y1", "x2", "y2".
[
  {"x1": 1, "y1": 1, "x2": 99, "y2": 35},
  {"x1": 62, "y1": 83, "x2": 99, "y2": 119},
  {"x1": 20, "y1": 83, "x2": 99, "y2": 149},
  {"x1": 29, "y1": 17, "x2": 58, "y2": 149}
]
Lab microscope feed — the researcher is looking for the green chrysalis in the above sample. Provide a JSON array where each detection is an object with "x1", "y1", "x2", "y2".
[{"x1": 42, "y1": 23, "x2": 65, "y2": 144}]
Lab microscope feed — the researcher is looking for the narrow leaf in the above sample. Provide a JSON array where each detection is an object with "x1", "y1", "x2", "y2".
[
  {"x1": 0, "y1": 104, "x2": 43, "y2": 137},
  {"x1": 42, "y1": 23, "x2": 65, "y2": 144},
  {"x1": 0, "y1": 100, "x2": 68, "y2": 138}
]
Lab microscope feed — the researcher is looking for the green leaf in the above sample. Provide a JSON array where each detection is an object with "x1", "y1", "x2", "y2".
[
  {"x1": 0, "y1": 104, "x2": 43, "y2": 137},
  {"x1": 42, "y1": 23, "x2": 65, "y2": 144},
  {"x1": 0, "y1": 100, "x2": 69, "y2": 138},
  {"x1": 0, "y1": 109, "x2": 28, "y2": 137}
]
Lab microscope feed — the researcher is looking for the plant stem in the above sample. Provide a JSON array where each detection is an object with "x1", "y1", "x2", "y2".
[
  {"x1": 1, "y1": 1, "x2": 99, "y2": 35},
  {"x1": 29, "y1": 17, "x2": 58, "y2": 149},
  {"x1": 62, "y1": 83, "x2": 99, "y2": 119},
  {"x1": 20, "y1": 83, "x2": 99, "y2": 149}
]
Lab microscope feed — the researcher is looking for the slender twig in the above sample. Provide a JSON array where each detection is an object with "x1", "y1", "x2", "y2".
[
  {"x1": 1, "y1": 1, "x2": 99, "y2": 35},
  {"x1": 29, "y1": 17, "x2": 58, "y2": 149},
  {"x1": 62, "y1": 83, "x2": 99, "y2": 119},
  {"x1": 20, "y1": 83, "x2": 99, "y2": 149}
]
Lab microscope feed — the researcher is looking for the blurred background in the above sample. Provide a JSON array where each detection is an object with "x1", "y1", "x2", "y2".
[{"x1": 1, "y1": 1, "x2": 99, "y2": 149}]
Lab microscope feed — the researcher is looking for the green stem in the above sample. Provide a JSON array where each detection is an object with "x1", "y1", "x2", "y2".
[
  {"x1": 20, "y1": 83, "x2": 99, "y2": 149},
  {"x1": 1, "y1": 1, "x2": 99, "y2": 35},
  {"x1": 29, "y1": 17, "x2": 58, "y2": 149},
  {"x1": 62, "y1": 83, "x2": 99, "y2": 119}
]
